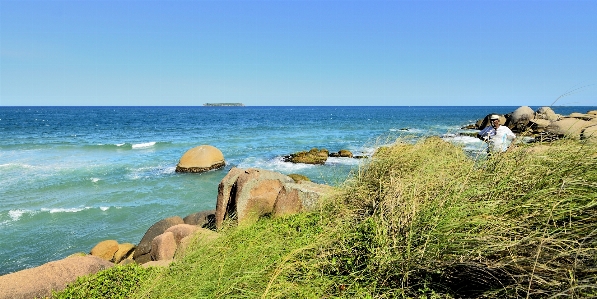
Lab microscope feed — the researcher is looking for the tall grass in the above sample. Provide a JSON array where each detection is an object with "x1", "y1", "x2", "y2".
[
  {"x1": 313, "y1": 137, "x2": 597, "y2": 298},
  {"x1": 53, "y1": 137, "x2": 596, "y2": 298}
]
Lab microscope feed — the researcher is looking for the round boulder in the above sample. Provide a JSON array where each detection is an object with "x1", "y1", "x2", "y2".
[
  {"x1": 509, "y1": 106, "x2": 534, "y2": 132},
  {"x1": 535, "y1": 106, "x2": 559, "y2": 121},
  {"x1": 176, "y1": 145, "x2": 225, "y2": 173}
]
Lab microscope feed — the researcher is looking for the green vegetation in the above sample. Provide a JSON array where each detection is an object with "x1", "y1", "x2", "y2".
[
  {"x1": 54, "y1": 137, "x2": 597, "y2": 298},
  {"x1": 52, "y1": 264, "x2": 159, "y2": 299}
]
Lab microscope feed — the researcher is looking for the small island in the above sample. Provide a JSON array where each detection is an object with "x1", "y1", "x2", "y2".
[{"x1": 203, "y1": 103, "x2": 245, "y2": 107}]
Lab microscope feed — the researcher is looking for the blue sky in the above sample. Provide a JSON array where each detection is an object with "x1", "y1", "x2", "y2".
[{"x1": 1, "y1": 0, "x2": 596, "y2": 106}]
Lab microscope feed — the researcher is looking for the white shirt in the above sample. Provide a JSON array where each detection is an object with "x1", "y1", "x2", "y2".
[{"x1": 488, "y1": 126, "x2": 516, "y2": 152}]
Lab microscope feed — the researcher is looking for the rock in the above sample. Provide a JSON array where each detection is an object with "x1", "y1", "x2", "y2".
[
  {"x1": 90, "y1": 240, "x2": 119, "y2": 261},
  {"x1": 216, "y1": 168, "x2": 294, "y2": 229},
  {"x1": 535, "y1": 106, "x2": 559, "y2": 121},
  {"x1": 0, "y1": 255, "x2": 113, "y2": 299},
  {"x1": 113, "y1": 243, "x2": 135, "y2": 264},
  {"x1": 569, "y1": 112, "x2": 596, "y2": 121},
  {"x1": 175, "y1": 145, "x2": 225, "y2": 173},
  {"x1": 151, "y1": 232, "x2": 177, "y2": 261},
  {"x1": 288, "y1": 173, "x2": 311, "y2": 182},
  {"x1": 546, "y1": 118, "x2": 593, "y2": 139},
  {"x1": 272, "y1": 181, "x2": 332, "y2": 217},
  {"x1": 582, "y1": 125, "x2": 597, "y2": 142},
  {"x1": 183, "y1": 210, "x2": 216, "y2": 229},
  {"x1": 165, "y1": 224, "x2": 200, "y2": 245},
  {"x1": 478, "y1": 114, "x2": 506, "y2": 130},
  {"x1": 177, "y1": 228, "x2": 218, "y2": 257},
  {"x1": 508, "y1": 106, "x2": 535, "y2": 132},
  {"x1": 284, "y1": 148, "x2": 329, "y2": 164},
  {"x1": 529, "y1": 119, "x2": 551, "y2": 131},
  {"x1": 588, "y1": 110, "x2": 597, "y2": 116},
  {"x1": 133, "y1": 216, "x2": 184, "y2": 263},
  {"x1": 329, "y1": 149, "x2": 353, "y2": 158}
]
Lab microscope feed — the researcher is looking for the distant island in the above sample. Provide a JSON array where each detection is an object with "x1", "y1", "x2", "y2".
[{"x1": 203, "y1": 103, "x2": 245, "y2": 107}]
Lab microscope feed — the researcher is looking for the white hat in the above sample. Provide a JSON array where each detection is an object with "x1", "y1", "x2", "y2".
[{"x1": 490, "y1": 115, "x2": 500, "y2": 120}]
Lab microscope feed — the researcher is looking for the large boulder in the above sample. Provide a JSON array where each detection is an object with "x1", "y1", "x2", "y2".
[
  {"x1": 272, "y1": 181, "x2": 333, "y2": 217},
  {"x1": 183, "y1": 210, "x2": 216, "y2": 228},
  {"x1": 151, "y1": 232, "x2": 177, "y2": 261},
  {"x1": 90, "y1": 239, "x2": 119, "y2": 261},
  {"x1": 114, "y1": 243, "x2": 135, "y2": 264},
  {"x1": 133, "y1": 216, "x2": 184, "y2": 263},
  {"x1": 215, "y1": 168, "x2": 294, "y2": 229},
  {"x1": 582, "y1": 125, "x2": 597, "y2": 142},
  {"x1": 0, "y1": 255, "x2": 113, "y2": 299},
  {"x1": 508, "y1": 106, "x2": 535, "y2": 132},
  {"x1": 176, "y1": 145, "x2": 225, "y2": 173},
  {"x1": 535, "y1": 106, "x2": 559, "y2": 121},
  {"x1": 546, "y1": 118, "x2": 593, "y2": 139},
  {"x1": 165, "y1": 224, "x2": 201, "y2": 245}
]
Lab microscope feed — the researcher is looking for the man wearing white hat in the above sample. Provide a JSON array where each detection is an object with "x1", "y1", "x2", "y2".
[{"x1": 477, "y1": 114, "x2": 517, "y2": 153}]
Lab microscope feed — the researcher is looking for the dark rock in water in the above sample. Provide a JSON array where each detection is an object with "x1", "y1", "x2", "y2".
[
  {"x1": 328, "y1": 149, "x2": 353, "y2": 158},
  {"x1": 283, "y1": 148, "x2": 329, "y2": 164},
  {"x1": 176, "y1": 145, "x2": 225, "y2": 173}
]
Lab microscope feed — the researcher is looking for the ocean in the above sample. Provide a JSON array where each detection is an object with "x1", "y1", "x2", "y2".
[{"x1": 1, "y1": 105, "x2": 594, "y2": 275}]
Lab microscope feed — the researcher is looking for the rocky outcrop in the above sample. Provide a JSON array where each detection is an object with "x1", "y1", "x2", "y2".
[
  {"x1": 468, "y1": 107, "x2": 597, "y2": 142},
  {"x1": 175, "y1": 145, "x2": 225, "y2": 173},
  {"x1": 133, "y1": 216, "x2": 184, "y2": 264},
  {"x1": 215, "y1": 168, "x2": 331, "y2": 229},
  {"x1": 329, "y1": 149, "x2": 354, "y2": 158},
  {"x1": 283, "y1": 148, "x2": 329, "y2": 164},
  {"x1": 0, "y1": 255, "x2": 113, "y2": 299}
]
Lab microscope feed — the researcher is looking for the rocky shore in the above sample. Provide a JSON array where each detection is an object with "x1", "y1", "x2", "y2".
[{"x1": 2, "y1": 106, "x2": 596, "y2": 298}]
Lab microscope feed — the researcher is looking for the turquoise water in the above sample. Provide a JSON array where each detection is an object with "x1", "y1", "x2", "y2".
[{"x1": 0, "y1": 106, "x2": 594, "y2": 275}]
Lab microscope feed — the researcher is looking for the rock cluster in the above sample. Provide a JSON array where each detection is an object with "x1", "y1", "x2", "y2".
[
  {"x1": 215, "y1": 168, "x2": 332, "y2": 229},
  {"x1": 283, "y1": 148, "x2": 357, "y2": 164},
  {"x1": 465, "y1": 106, "x2": 597, "y2": 142},
  {"x1": 1, "y1": 167, "x2": 330, "y2": 297}
]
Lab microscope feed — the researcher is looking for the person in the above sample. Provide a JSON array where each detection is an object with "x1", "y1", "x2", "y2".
[{"x1": 477, "y1": 114, "x2": 516, "y2": 153}]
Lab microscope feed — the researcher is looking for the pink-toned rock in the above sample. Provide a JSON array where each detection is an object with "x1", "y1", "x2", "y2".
[
  {"x1": 273, "y1": 181, "x2": 332, "y2": 217},
  {"x1": 547, "y1": 118, "x2": 593, "y2": 139},
  {"x1": 133, "y1": 216, "x2": 184, "y2": 263},
  {"x1": 216, "y1": 168, "x2": 294, "y2": 228},
  {"x1": 151, "y1": 232, "x2": 177, "y2": 261},
  {"x1": 0, "y1": 255, "x2": 113, "y2": 299},
  {"x1": 113, "y1": 243, "x2": 135, "y2": 264},
  {"x1": 165, "y1": 224, "x2": 200, "y2": 244},
  {"x1": 90, "y1": 239, "x2": 119, "y2": 261}
]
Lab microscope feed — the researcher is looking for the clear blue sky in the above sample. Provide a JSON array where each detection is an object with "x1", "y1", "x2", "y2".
[{"x1": 1, "y1": 0, "x2": 596, "y2": 106}]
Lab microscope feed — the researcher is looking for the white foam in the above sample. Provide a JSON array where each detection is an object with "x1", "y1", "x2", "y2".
[
  {"x1": 325, "y1": 157, "x2": 361, "y2": 166},
  {"x1": 115, "y1": 143, "x2": 126, "y2": 147},
  {"x1": 8, "y1": 209, "x2": 34, "y2": 221},
  {"x1": 100, "y1": 206, "x2": 110, "y2": 211},
  {"x1": 90, "y1": 178, "x2": 101, "y2": 183},
  {"x1": 132, "y1": 142, "x2": 156, "y2": 149},
  {"x1": 41, "y1": 207, "x2": 91, "y2": 213}
]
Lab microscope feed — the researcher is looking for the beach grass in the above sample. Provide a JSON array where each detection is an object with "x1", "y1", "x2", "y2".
[{"x1": 53, "y1": 137, "x2": 597, "y2": 298}]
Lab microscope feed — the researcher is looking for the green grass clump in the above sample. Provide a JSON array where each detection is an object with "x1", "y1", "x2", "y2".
[
  {"x1": 52, "y1": 263, "x2": 159, "y2": 299},
  {"x1": 312, "y1": 137, "x2": 597, "y2": 298}
]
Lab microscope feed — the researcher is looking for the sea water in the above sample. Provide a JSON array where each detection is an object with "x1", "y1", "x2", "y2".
[{"x1": 0, "y1": 106, "x2": 594, "y2": 275}]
